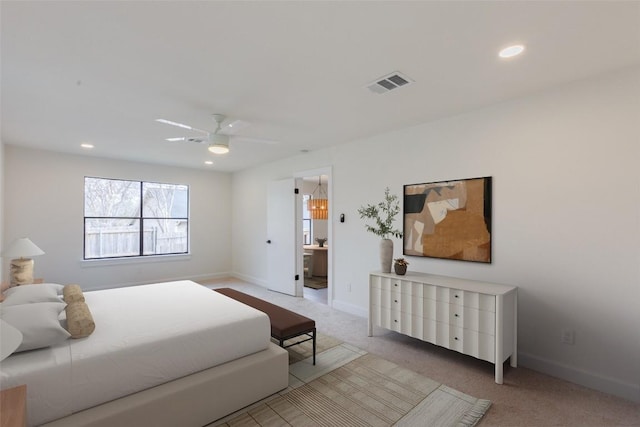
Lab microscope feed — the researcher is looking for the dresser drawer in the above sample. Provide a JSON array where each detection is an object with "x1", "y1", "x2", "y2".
[
  {"x1": 436, "y1": 288, "x2": 496, "y2": 312},
  {"x1": 373, "y1": 286, "x2": 495, "y2": 335},
  {"x1": 374, "y1": 277, "x2": 437, "y2": 300},
  {"x1": 435, "y1": 303, "x2": 495, "y2": 335},
  {"x1": 371, "y1": 305, "x2": 414, "y2": 335},
  {"x1": 435, "y1": 323, "x2": 495, "y2": 363},
  {"x1": 370, "y1": 286, "x2": 409, "y2": 310},
  {"x1": 372, "y1": 280, "x2": 434, "y2": 314},
  {"x1": 411, "y1": 296, "x2": 438, "y2": 321}
]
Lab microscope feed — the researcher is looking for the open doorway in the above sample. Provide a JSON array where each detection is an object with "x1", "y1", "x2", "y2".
[{"x1": 296, "y1": 169, "x2": 331, "y2": 305}]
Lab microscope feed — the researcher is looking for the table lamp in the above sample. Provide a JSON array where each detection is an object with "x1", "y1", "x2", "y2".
[{"x1": 2, "y1": 237, "x2": 45, "y2": 286}]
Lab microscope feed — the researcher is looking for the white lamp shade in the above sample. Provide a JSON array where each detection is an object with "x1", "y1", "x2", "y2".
[{"x1": 2, "y1": 238, "x2": 45, "y2": 258}]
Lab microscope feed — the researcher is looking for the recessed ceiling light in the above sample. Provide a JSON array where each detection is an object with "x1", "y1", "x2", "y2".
[
  {"x1": 204, "y1": 160, "x2": 213, "y2": 165},
  {"x1": 499, "y1": 44, "x2": 525, "y2": 58},
  {"x1": 80, "y1": 143, "x2": 94, "y2": 149}
]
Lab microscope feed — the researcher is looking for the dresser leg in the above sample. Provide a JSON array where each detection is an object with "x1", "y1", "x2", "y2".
[
  {"x1": 495, "y1": 362, "x2": 503, "y2": 384},
  {"x1": 511, "y1": 293, "x2": 518, "y2": 368},
  {"x1": 495, "y1": 294, "x2": 504, "y2": 384}
]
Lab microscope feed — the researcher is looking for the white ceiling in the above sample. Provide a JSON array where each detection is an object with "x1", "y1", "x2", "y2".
[{"x1": 2, "y1": 1, "x2": 639, "y2": 172}]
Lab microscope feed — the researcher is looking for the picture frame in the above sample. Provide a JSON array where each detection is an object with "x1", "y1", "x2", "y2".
[{"x1": 403, "y1": 176, "x2": 492, "y2": 263}]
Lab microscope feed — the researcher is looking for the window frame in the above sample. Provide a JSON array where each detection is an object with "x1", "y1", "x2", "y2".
[
  {"x1": 302, "y1": 194, "x2": 313, "y2": 245},
  {"x1": 83, "y1": 177, "x2": 189, "y2": 260}
]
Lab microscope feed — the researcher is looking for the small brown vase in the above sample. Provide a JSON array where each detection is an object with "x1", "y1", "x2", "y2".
[{"x1": 394, "y1": 263, "x2": 407, "y2": 275}]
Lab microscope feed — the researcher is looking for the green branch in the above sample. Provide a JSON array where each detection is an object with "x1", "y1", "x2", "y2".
[{"x1": 357, "y1": 187, "x2": 403, "y2": 239}]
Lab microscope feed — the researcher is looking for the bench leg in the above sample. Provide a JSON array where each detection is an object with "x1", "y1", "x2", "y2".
[{"x1": 276, "y1": 330, "x2": 316, "y2": 365}]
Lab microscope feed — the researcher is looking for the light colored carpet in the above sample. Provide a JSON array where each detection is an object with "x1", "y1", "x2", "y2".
[{"x1": 215, "y1": 339, "x2": 490, "y2": 427}]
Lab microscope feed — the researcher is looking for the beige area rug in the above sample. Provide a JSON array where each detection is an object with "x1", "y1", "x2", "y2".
[
  {"x1": 280, "y1": 333, "x2": 342, "y2": 365},
  {"x1": 216, "y1": 336, "x2": 491, "y2": 427}
]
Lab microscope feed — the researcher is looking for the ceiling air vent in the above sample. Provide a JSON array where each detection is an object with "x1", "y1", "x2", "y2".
[{"x1": 366, "y1": 72, "x2": 414, "y2": 94}]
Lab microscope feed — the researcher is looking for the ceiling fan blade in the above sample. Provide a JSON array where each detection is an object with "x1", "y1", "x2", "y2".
[
  {"x1": 223, "y1": 119, "x2": 250, "y2": 134},
  {"x1": 156, "y1": 118, "x2": 209, "y2": 134}
]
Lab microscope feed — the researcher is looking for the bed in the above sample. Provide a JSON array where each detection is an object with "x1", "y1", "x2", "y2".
[{"x1": 0, "y1": 280, "x2": 289, "y2": 427}]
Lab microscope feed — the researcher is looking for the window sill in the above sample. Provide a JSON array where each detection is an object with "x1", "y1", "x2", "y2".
[{"x1": 79, "y1": 253, "x2": 191, "y2": 268}]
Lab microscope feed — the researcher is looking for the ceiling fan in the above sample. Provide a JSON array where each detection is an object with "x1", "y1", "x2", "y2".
[{"x1": 155, "y1": 114, "x2": 276, "y2": 154}]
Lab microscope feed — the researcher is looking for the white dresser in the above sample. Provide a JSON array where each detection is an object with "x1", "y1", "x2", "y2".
[{"x1": 368, "y1": 271, "x2": 517, "y2": 384}]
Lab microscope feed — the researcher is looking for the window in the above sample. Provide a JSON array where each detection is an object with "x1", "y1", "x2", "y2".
[
  {"x1": 302, "y1": 194, "x2": 312, "y2": 245},
  {"x1": 84, "y1": 177, "x2": 189, "y2": 259}
]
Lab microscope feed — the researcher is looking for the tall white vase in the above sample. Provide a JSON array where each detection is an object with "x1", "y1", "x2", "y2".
[{"x1": 380, "y1": 238, "x2": 393, "y2": 273}]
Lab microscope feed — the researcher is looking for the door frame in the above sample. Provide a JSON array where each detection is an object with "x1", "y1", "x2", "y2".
[{"x1": 294, "y1": 166, "x2": 332, "y2": 306}]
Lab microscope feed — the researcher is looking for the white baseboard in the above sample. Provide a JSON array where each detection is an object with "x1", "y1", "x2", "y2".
[
  {"x1": 185, "y1": 272, "x2": 235, "y2": 283},
  {"x1": 331, "y1": 299, "x2": 367, "y2": 318},
  {"x1": 519, "y1": 351, "x2": 639, "y2": 403},
  {"x1": 85, "y1": 272, "x2": 232, "y2": 291},
  {"x1": 230, "y1": 272, "x2": 268, "y2": 288}
]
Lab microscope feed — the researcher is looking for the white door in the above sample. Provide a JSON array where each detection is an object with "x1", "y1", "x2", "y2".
[{"x1": 267, "y1": 178, "x2": 301, "y2": 296}]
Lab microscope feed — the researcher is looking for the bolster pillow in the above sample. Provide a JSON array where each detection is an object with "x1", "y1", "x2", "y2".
[
  {"x1": 63, "y1": 284, "x2": 85, "y2": 303},
  {"x1": 65, "y1": 302, "x2": 95, "y2": 338}
]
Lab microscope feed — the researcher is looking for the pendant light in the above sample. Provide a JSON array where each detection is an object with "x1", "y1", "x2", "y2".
[{"x1": 308, "y1": 176, "x2": 328, "y2": 220}]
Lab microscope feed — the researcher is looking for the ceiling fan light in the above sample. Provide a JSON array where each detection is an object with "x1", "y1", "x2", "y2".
[
  {"x1": 207, "y1": 133, "x2": 230, "y2": 154},
  {"x1": 208, "y1": 144, "x2": 229, "y2": 154}
]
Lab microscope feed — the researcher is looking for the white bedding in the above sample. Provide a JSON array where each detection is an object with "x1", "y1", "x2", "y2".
[{"x1": 0, "y1": 280, "x2": 270, "y2": 426}]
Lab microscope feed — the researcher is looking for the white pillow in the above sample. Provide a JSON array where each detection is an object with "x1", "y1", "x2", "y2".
[
  {"x1": 0, "y1": 319, "x2": 23, "y2": 360},
  {"x1": 41, "y1": 283, "x2": 66, "y2": 295},
  {"x1": 2, "y1": 283, "x2": 64, "y2": 306},
  {"x1": 0, "y1": 302, "x2": 70, "y2": 352}
]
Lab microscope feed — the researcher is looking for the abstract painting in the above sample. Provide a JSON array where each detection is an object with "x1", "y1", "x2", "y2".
[{"x1": 403, "y1": 177, "x2": 492, "y2": 263}]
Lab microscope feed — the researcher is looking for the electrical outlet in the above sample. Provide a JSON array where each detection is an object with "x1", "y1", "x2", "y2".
[{"x1": 561, "y1": 329, "x2": 575, "y2": 345}]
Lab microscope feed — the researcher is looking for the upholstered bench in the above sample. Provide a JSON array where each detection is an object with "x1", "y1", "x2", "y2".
[{"x1": 214, "y1": 288, "x2": 316, "y2": 365}]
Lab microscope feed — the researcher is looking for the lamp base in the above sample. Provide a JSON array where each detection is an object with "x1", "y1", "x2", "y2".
[{"x1": 10, "y1": 258, "x2": 34, "y2": 286}]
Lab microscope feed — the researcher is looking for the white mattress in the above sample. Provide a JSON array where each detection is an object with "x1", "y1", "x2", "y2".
[{"x1": 0, "y1": 280, "x2": 270, "y2": 426}]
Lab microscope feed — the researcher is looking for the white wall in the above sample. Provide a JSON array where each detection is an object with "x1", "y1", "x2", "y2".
[
  {"x1": 0, "y1": 142, "x2": 4, "y2": 283},
  {"x1": 232, "y1": 66, "x2": 640, "y2": 402},
  {"x1": 3, "y1": 147, "x2": 232, "y2": 289}
]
